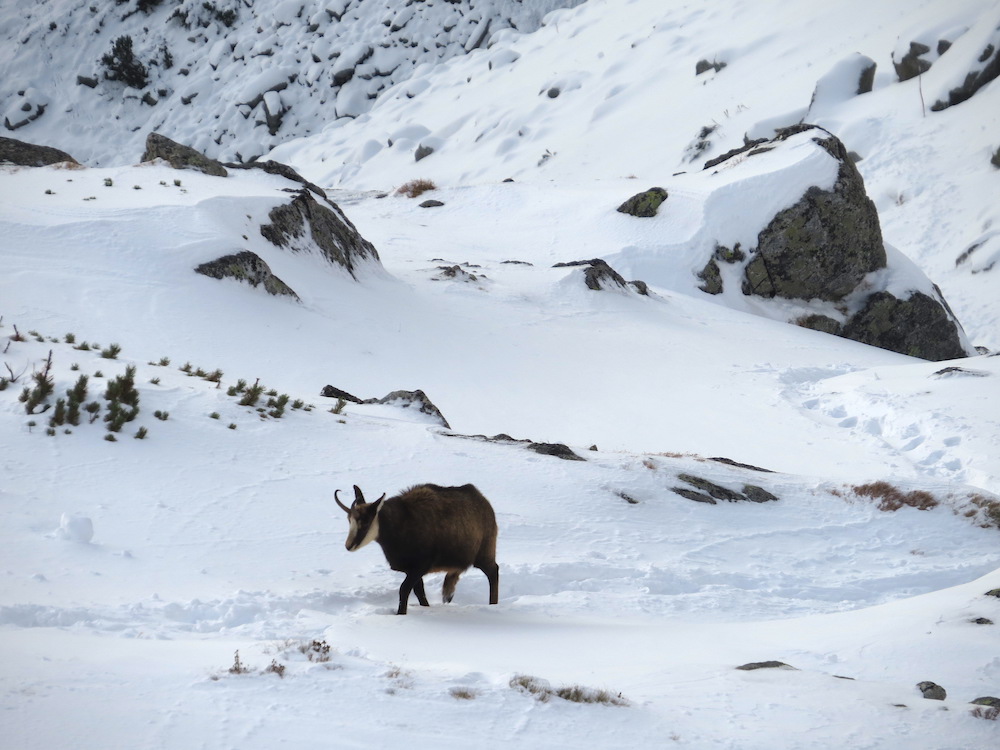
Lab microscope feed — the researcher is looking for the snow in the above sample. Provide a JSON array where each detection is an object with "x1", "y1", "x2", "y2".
[{"x1": 3, "y1": 0, "x2": 1000, "y2": 748}]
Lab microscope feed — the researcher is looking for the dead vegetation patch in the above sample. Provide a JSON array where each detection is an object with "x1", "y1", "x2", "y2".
[
  {"x1": 396, "y1": 178, "x2": 437, "y2": 198},
  {"x1": 852, "y1": 481, "x2": 938, "y2": 511}
]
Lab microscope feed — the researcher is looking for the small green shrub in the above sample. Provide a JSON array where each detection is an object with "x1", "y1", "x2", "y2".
[
  {"x1": 100, "y1": 343, "x2": 121, "y2": 359},
  {"x1": 100, "y1": 35, "x2": 149, "y2": 89}
]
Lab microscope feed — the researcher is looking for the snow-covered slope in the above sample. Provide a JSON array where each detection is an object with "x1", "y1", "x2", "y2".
[
  {"x1": 3, "y1": 1, "x2": 1000, "y2": 748},
  {"x1": 0, "y1": 0, "x2": 584, "y2": 165}
]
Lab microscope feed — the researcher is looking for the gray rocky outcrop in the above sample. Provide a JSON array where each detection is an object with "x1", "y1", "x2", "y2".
[
  {"x1": 617, "y1": 187, "x2": 668, "y2": 217},
  {"x1": 742, "y1": 127, "x2": 886, "y2": 302},
  {"x1": 672, "y1": 474, "x2": 779, "y2": 505},
  {"x1": 320, "y1": 385, "x2": 449, "y2": 428},
  {"x1": 893, "y1": 41, "x2": 935, "y2": 81},
  {"x1": 194, "y1": 251, "x2": 299, "y2": 299},
  {"x1": 931, "y1": 33, "x2": 1000, "y2": 111},
  {"x1": 260, "y1": 190, "x2": 381, "y2": 278},
  {"x1": 839, "y1": 289, "x2": 970, "y2": 361},
  {"x1": 917, "y1": 681, "x2": 947, "y2": 700},
  {"x1": 224, "y1": 159, "x2": 327, "y2": 199},
  {"x1": 554, "y1": 259, "x2": 649, "y2": 295},
  {"x1": 141, "y1": 132, "x2": 228, "y2": 176},
  {"x1": 0, "y1": 136, "x2": 78, "y2": 167},
  {"x1": 700, "y1": 125, "x2": 971, "y2": 361}
]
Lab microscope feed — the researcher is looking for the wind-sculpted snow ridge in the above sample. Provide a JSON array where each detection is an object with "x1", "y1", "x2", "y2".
[{"x1": 0, "y1": 0, "x2": 586, "y2": 166}]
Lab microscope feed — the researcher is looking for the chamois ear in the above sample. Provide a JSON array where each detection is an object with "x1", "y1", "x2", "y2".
[
  {"x1": 352, "y1": 485, "x2": 366, "y2": 507},
  {"x1": 374, "y1": 493, "x2": 387, "y2": 508},
  {"x1": 334, "y1": 489, "x2": 351, "y2": 514}
]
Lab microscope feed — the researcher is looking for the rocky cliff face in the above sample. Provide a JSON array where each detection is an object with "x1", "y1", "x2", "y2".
[{"x1": 0, "y1": 0, "x2": 585, "y2": 166}]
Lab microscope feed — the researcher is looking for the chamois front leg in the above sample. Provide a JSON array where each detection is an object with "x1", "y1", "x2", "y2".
[{"x1": 397, "y1": 573, "x2": 430, "y2": 614}]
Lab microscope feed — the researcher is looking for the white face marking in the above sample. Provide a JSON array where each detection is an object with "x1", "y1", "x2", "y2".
[{"x1": 346, "y1": 506, "x2": 381, "y2": 551}]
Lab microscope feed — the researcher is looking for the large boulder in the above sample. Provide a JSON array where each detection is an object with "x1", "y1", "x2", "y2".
[
  {"x1": 260, "y1": 190, "x2": 381, "y2": 278},
  {"x1": 840, "y1": 289, "x2": 970, "y2": 361},
  {"x1": 694, "y1": 125, "x2": 972, "y2": 360},
  {"x1": 741, "y1": 127, "x2": 886, "y2": 302},
  {"x1": 141, "y1": 132, "x2": 228, "y2": 177},
  {"x1": 0, "y1": 136, "x2": 78, "y2": 167}
]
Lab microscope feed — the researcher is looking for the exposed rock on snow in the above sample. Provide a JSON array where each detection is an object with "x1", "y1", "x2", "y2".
[
  {"x1": 0, "y1": 136, "x2": 78, "y2": 167},
  {"x1": 741, "y1": 127, "x2": 886, "y2": 303},
  {"x1": 553, "y1": 258, "x2": 649, "y2": 295},
  {"x1": 320, "y1": 386, "x2": 450, "y2": 428},
  {"x1": 260, "y1": 190, "x2": 381, "y2": 278},
  {"x1": 141, "y1": 132, "x2": 228, "y2": 177},
  {"x1": 930, "y1": 27, "x2": 1000, "y2": 111},
  {"x1": 840, "y1": 289, "x2": 970, "y2": 361},
  {"x1": 695, "y1": 125, "x2": 972, "y2": 361},
  {"x1": 672, "y1": 474, "x2": 779, "y2": 505},
  {"x1": 369, "y1": 389, "x2": 451, "y2": 429},
  {"x1": 224, "y1": 159, "x2": 327, "y2": 199},
  {"x1": 917, "y1": 681, "x2": 947, "y2": 700},
  {"x1": 736, "y1": 661, "x2": 797, "y2": 671},
  {"x1": 616, "y1": 187, "x2": 668, "y2": 218},
  {"x1": 195, "y1": 251, "x2": 299, "y2": 299},
  {"x1": 527, "y1": 442, "x2": 585, "y2": 461}
]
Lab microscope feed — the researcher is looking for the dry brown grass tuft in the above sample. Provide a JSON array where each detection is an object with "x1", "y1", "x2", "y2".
[
  {"x1": 853, "y1": 481, "x2": 938, "y2": 512},
  {"x1": 396, "y1": 178, "x2": 436, "y2": 198}
]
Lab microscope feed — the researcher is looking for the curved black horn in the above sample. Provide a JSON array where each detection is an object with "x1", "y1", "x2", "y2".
[{"x1": 334, "y1": 489, "x2": 351, "y2": 513}]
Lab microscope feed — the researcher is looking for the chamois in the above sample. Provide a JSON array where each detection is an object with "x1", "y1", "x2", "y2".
[{"x1": 335, "y1": 483, "x2": 499, "y2": 615}]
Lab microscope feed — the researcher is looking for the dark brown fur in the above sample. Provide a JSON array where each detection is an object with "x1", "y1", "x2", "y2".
[{"x1": 337, "y1": 483, "x2": 499, "y2": 615}]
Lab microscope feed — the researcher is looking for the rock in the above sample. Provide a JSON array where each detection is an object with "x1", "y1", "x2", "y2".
[
  {"x1": 553, "y1": 258, "x2": 648, "y2": 294},
  {"x1": 141, "y1": 132, "x2": 228, "y2": 177},
  {"x1": 368, "y1": 389, "x2": 450, "y2": 429},
  {"x1": 917, "y1": 681, "x2": 947, "y2": 701},
  {"x1": 224, "y1": 159, "x2": 327, "y2": 199},
  {"x1": 678, "y1": 474, "x2": 745, "y2": 503},
  {"x1": 0, "y1": 136, "x2": 78, "y2": 167},
  {"x1": 736, "y1": 661, "x2": 796, "y2": 671},
  {"x1": 696, "y1": 59, "x2": 727, "y2": 75},
  {"x1": 260, "y1": 190, "x2": 381, "y2": 278},
  {"x1": 796, "y1": 314, "x2": 842, "y2": 336},
  {"x1": 76, "y1": 75, "x2": 99, "y2": 89},
  {"x1": 893, "y1": 41, "x2": 933, "y2": 81},
  {"x1": 319, "y1": 385, "x2": 365, "y2": 403},
  {"x1": 419, "y1": 199, "x2": 445, "y2": 208},
  {"x1": 194, "y1": 251, "x2": 299, "y2": 299},
  {"x1": 741, "y1": 485, "x2": 779, "y2": 503},
  {"x1": 971, "y1": 697, "x2": 1000, "y2": 707},
  {"x1": 841, "y1": 289, "x2": 970, "y2": 361},
  {"x1": 970, "y1": 617, "x2": 994, "y2": 625},
  {"x1": 698, "y1": 243, "x2": 746, "y2": 294},
  {"x1": 673, "y1": 475, "x2": 779, "y2": 504},
  {"x1": 616, "y1": 187, "x2": 668, "y2": 217},
  {"x1": 985, "y1": 589, "x2": 1000, "y2": 598},
  {"x1": 742, "y1": 128, "x2": 886, "y2": 302},
  {"x1": 992, "y1": 146, "x2": 1000, "y2": 170},
  {"x1": 931, "y1": 35, "x2": 1000, "y2": 111},
  {"x1": 527, "y1": 442, "x2": 585, "y2": 461},
  {"x1": 414, "y1": 143, "x2": 435, "y2": 161}
]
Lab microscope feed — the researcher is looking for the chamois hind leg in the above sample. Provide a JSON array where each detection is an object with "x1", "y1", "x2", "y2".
[
  {"x1": 442, "y1": 571, "x2": 462, "y2": 603},
  {"x1": 476, "y1": 560, "x2": 499, "y2": 605},
  {"x1": 411, "y1": 575, "x2": 430, "y2": 607}
]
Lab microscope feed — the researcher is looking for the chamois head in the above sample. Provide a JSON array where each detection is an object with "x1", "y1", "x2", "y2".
[{"x1": 335, "y1": 485, "x2": 386, "y2": 551}]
